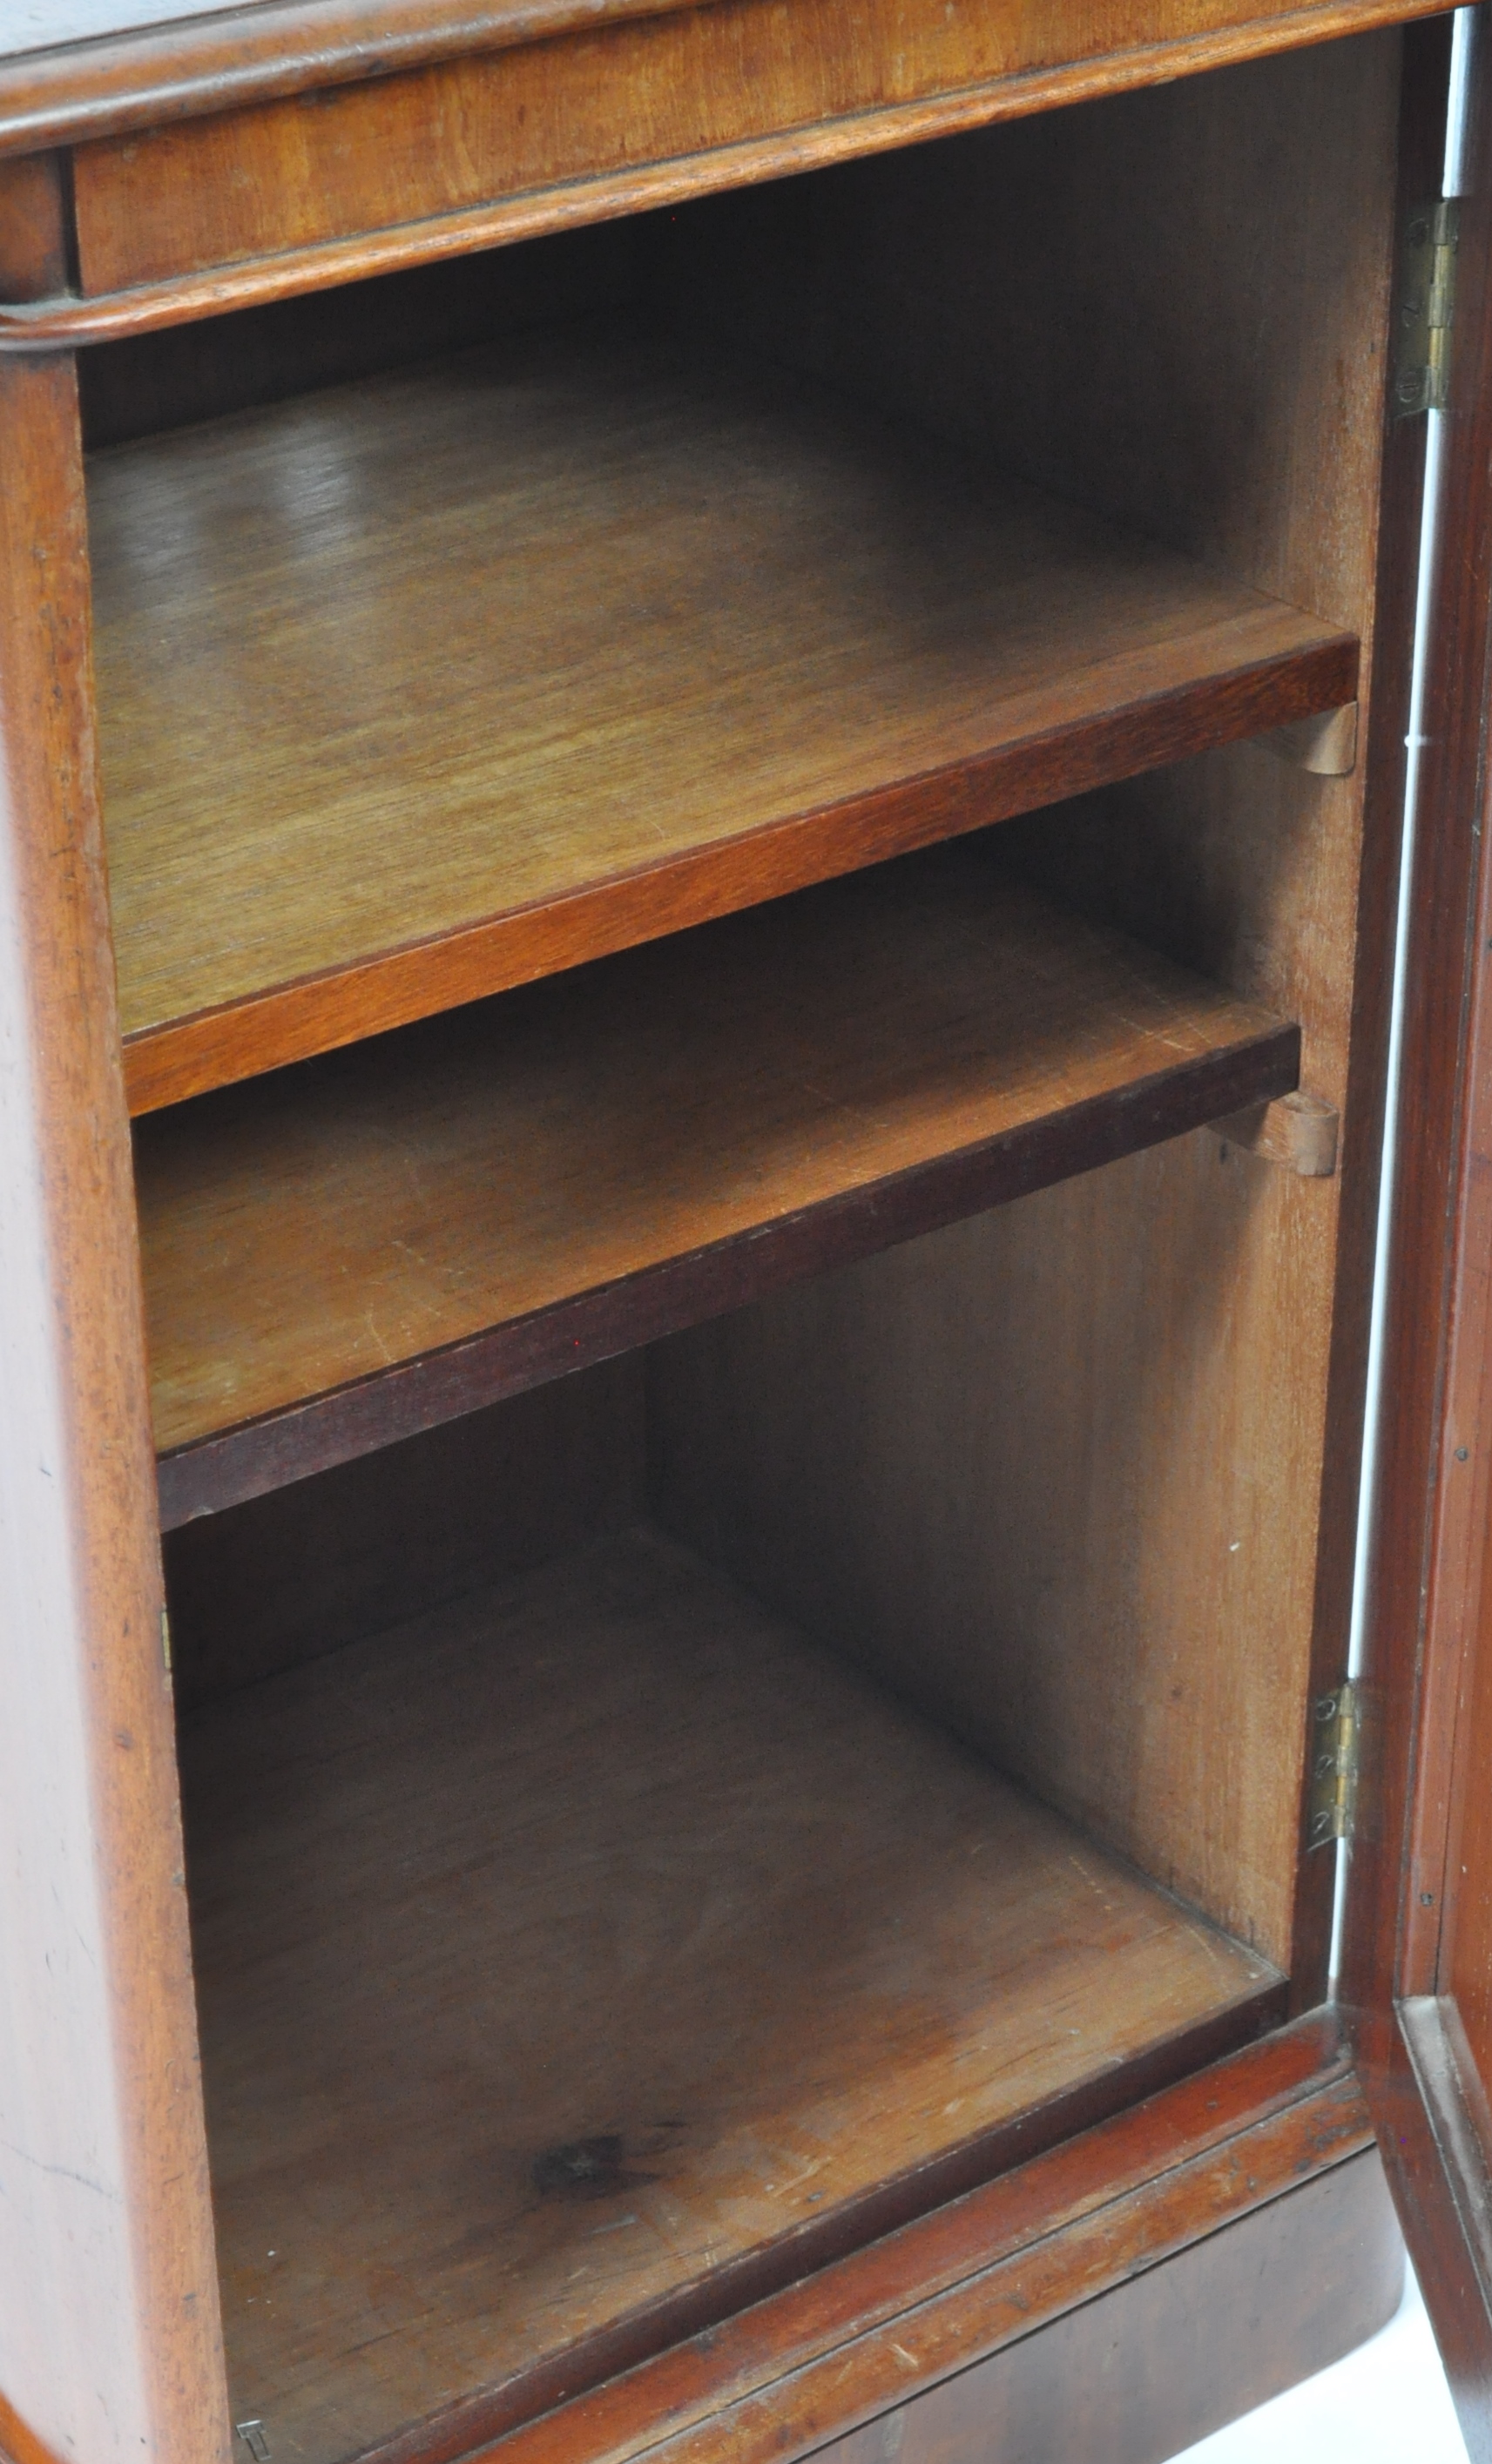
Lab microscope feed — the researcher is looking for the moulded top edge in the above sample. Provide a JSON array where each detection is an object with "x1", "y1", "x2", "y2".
[
  {"x1": 0, "y1": 0, "x2": 1452, "y2": 161},
  {"x1": 0, "y1": 0, "x2": 696, "y2": 151}
]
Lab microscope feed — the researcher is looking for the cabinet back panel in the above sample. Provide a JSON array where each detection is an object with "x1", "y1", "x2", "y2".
[
  {"x1": 646, "y1": 34, "x2": 1397, "y2": 1075},
  {"x1": 647, "y1": 37, "x2": 1403, "y2": 1977},
  {"x1": 79, "y1": 215, "x2": 645, "y2": 448},
  {"x1": 647, "y1": 35, "x2": 1398, "y2": 618},
  {"x1": 650, "y1": 1134, "x2": 1323, "y2": 1970}
]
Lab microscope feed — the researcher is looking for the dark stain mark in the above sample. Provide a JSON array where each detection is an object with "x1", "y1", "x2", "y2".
[{"x1": 533, "y1": 2135, "x2": 658, "y2": 2200}]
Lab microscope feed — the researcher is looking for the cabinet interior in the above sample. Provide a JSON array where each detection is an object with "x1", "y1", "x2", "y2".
[{"x1": 98, "y1": 28, "x2": 1406, "y2": 2464}]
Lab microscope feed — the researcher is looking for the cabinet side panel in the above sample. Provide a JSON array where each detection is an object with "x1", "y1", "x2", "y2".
[
  {"x1": 649, "y1": 37, "x2": 1402, "y2": 1973},
  {"x1": 0, "y1": 354, "x2": 228, "y2": 2462}
]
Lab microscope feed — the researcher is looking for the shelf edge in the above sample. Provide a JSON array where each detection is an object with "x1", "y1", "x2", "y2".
[
  {"x1": 123, "y1": 650, "x2": 1351, "y2": 1119},
  {"x1": 155, "y1": 1018, "x2": 1299, "y2": 1526}
]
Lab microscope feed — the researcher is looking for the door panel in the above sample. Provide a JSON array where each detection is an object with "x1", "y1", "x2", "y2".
[{"x1": 1347, "y1": 9, "x2": 1492, "y2": 2450}]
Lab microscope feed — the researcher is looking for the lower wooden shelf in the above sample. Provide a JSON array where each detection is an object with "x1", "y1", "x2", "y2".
[
  {"x1": 140, "y1": 845, "x2": 1298, "y2": 1525},
  {"x1": 179, "y1": 1525, "x2": 1281, "y2": 2464}
]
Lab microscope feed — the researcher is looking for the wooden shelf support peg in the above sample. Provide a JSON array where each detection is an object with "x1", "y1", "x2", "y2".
[{"x1": 1212, "y1": 1090, "x2": 1340, "y2": 1177}]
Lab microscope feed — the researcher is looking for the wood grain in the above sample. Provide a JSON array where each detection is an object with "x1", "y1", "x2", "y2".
[
  {"x1": 79, "y1": 214, "x2": 644, "y2": 448},
  {"x1": 1340, "y1": 44, "x2": 1492, "y2": 2009},
  {"x1": 1288, "y1": 11, "x2": 1453, "y2": 2001},
  {"x1": 138, "y1": 849, "x2": 1298, "y2": 1522},
  {"x1": 813, "y1": 2146, "x2": 1401, "y2": 2464},
  {"x1": 1399, "y1": 2001, "x2": 1492, "y2": 2329},
  {"x1": 1443, "y1": 1492, "x2": 1492, "y2": 2106},
  {"x1": 182, "y1": 1524, "x2": 1279, "y2": 2464},
  {"x1": 84, "y1": 322, "x2": 1359, "y2": 1113},
  {"x1": 648, "y1": 1137, "x2": 1310, "y2": 1970},
  {"x1": 456, "y1": 2010, "x2": 1364, "y2": 2464},
  {"x1": 0, "y1": 18, "x2": 1448, "y2": 2464},
  {"x1": 163, "y1": 1356, "x2": 645, "y2": 1705},
  {"x1": 0, "y1": 0, "x2": 1451, "y2": 166},
  {"x1": 3, "y1": 0, "x2": 705, "y2": 149},
  {"x1": 1367, "y1": 2009, "x2": 1492, "y2": 2464},
  {"x1": 37, "y1": 0, "x2": 1447, "y2": 348},
  {"x1": 1387, "y1": 1998, "x2": 1492, "y2": 2464},
  {"x1": 648, "y1": 32, "x2": 1403, "y2": 1983},
  {"x1": 87, "y1": 321, "x2": 1352, "y2": 1114},
  {"x1": 1343, "y1": 21, "x2": 1492, "y2": 2445},
  {"x1": 0, "y1": 159, "x2": 70, "y2": 299},
  {"x1": 0, "y1": 349, "x2": 230, "y2": 2458},
  {"x1": 1391, "y1": 13, "x2": 1492, "y2": 2122}
]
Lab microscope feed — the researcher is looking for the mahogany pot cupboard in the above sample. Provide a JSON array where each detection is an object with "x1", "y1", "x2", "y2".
[{"x1": 8, "y1": 3, "x2": 1492, "y2": 2461}]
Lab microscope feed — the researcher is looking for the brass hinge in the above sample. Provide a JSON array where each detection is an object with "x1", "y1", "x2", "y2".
[
  {"x1": 1394, "y1": 199, "x2": 1460, "y2": 418},
  {"x1": 1307, "y1": 1679, "x2": 1360, "y2": 1848}
]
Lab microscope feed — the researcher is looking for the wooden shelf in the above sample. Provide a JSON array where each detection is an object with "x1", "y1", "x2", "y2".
[
  {"x1": 182, "y1": 1524, "x2": 1281, "y2": 2464},
  {"x1": 91, "y1": 321, "x2": 1355, "y2": 1115},
  {"x1": 139, "y1": 847, "x2": 1300, "y2": 1526}
]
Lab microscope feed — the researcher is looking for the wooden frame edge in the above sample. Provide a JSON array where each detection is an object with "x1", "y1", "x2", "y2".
[
  {"x1": 1345, "y1": 0, "x2": 1492, "y2": 2040},
  {"x1": 0, "y1": 0, "x2": 704, "y2": 159},
  {"x1": 0, "y1": 2, "x2": 1456, "y2": 338},
  {"x1": 1285, "y1": 2, "x2": 1454, "y2": 2006},
  {"x1": 1372, "y1": 2002, "x2": 1492, "y2": 2453},
  {"x1": 1343, "y1": 14, "x2": 1492, "y2": 2446},
  {"x1": 0, "y1": 2394, "x2": 68, "y2": 2464},
  {"x1": 0, "y1": 349, "x2": 230, "y2": 2462}
]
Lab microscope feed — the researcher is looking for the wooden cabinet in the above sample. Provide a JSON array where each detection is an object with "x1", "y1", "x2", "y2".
[{"x1": 5, "y1": 5, "x2": 1492, "y2": 2461}]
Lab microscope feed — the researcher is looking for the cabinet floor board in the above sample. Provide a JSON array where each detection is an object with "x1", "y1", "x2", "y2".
[
  {"x1": 179, "y1": 1525, "x2": 1279, "y2": 2464},
  {"x1": 88, "y1": 321, "x2": 1354, "y2": 1112},
  {"x1": 139, "y1": 848, "x2": 1299, "y2": 1523}
]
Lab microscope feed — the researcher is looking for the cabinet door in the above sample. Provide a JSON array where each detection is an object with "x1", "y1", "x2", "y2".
[{"x1": 1348, "y1": 9, "x2": 1492, "y2": 2448}]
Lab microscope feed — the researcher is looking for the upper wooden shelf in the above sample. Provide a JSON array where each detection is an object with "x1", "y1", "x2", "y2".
[
  {"x1": 91, "y1": 323, "x2": 1353, "y2": 1116},
  {"x1": 140, "y1": 845, "x2": 1298, "y2": 1526}
]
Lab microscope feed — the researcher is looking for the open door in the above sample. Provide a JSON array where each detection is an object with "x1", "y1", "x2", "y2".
[{"x1": 1347, "y1": 8, "x2": 1492, "y2": 2451}]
